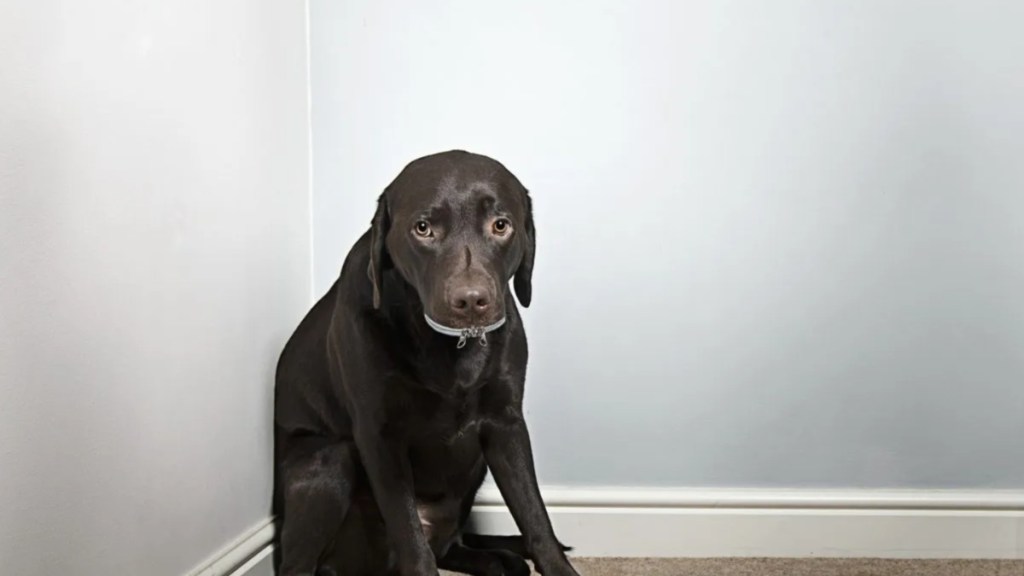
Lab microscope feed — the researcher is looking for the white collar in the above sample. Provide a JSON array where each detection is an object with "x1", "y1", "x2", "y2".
[{"x1": 423, "y1": 315, "x2": 507, "y2": 348}]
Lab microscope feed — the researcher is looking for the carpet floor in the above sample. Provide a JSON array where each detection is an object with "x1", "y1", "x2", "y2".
[{"x1": 449, "y1": 558, "x2": 1024, "y2": 576}]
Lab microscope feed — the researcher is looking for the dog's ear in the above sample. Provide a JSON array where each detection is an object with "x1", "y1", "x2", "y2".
[
  {"x1": 513, "y1": 190, "x2": 535, "y2": 308},
  {"x1": 367, "y1": 192, "x2": 390, "y2": 309}
]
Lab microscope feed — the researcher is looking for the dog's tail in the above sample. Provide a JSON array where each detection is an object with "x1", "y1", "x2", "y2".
[{"x1": 461, "y1": 533, "x2": 573, "y2": 559}]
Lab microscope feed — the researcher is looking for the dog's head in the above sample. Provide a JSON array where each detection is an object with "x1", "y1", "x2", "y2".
[{"x1": 367, "y1": 150, "x2": 535, "y2": 332}]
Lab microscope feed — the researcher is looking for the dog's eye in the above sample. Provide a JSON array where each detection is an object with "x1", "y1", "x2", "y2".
[
  {"x1": 413, "y1": 221, "x2": 432, "y2": 238},
  {"x1": 492, "y1": 218, "x2": 512, "y2": 236}
]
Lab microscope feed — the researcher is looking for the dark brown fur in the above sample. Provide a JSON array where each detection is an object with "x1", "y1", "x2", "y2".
[{"x1": 273, "y1": 151, "x2": 578, "y2": 576}]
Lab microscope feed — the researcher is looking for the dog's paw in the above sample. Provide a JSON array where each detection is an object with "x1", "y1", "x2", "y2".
[{"x1": 492, "y1": 550, "x2": 530, "y2": 576}]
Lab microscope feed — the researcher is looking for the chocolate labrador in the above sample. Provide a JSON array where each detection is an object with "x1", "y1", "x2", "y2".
[{"x1": 273, "y1": 150, "x2": 579, "y2": 576}]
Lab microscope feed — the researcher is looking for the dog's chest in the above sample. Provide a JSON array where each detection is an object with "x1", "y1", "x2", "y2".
[
  {"x1": 393, "y1": 347, "x2": 497, "y2": 445},
  {"x1": 414, "y1": 340, "x2": 491, "y2": 391},
  {"x1": 408, "y1": 389, "x2": 483, "y2": 445},
  {"x1": 405, "y1": 392, "x2": 488, "y2": 498}
]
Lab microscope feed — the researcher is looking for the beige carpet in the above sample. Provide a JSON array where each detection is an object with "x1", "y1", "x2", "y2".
[
  {"x1": 566, "y1": 558, "x2": 1024, "y2": 575},
  {"x1": 449, "y1": 558, "x2": 1024, "y2": 575}
]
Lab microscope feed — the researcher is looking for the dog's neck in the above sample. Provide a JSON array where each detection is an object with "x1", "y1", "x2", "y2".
[
  {"x1": 378, "y1": 274, "x2": 501, "y2": 393},
  {"x1": 378, "y1": 269, "x2": 505, "y2": 353}
]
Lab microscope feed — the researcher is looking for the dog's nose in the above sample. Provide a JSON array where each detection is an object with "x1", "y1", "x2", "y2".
[{"x1": 449, "y1": 285, "x2": 492, "y2": 317}]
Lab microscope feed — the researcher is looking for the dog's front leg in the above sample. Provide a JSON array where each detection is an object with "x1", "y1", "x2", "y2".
[
  {"x1": 354, "y1": 430, "x2": 437, "y2": 576},
  {"x1": 482, "y1": 411, "x2": 580, "y2": 576}
]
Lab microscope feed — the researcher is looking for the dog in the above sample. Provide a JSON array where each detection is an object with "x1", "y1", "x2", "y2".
[{"x1": 273, "y1": 150, "x2": 580, "y2": 576}]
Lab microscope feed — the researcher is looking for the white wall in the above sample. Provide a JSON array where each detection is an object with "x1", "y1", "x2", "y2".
[
  {"x1": 310, "y1": 0, "x2": 1024, "y2": 489},
  {"x1": 0, "y1": 1, "x2": 310, "y2": 574}
]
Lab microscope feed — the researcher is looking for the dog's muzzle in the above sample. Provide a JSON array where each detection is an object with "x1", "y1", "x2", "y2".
[{"x1": 423, "y1": 315, "x2": 506, "y2": 348}]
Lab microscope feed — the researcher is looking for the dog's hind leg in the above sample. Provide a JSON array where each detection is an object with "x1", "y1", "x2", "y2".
[
  {"x1": 437, "y1": 541, "x2": 531, "y2": 576},
  {"x1": 278, "y1": 435, "x2": 358, "y2": 576}
]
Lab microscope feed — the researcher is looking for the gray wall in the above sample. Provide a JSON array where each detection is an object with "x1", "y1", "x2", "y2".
[
  {"x1": 0, "y1": 1, "x2": 311, "y2": 574},
  {"x1": 311, "y1": 0, "x2": 1024, "y2": 489}
]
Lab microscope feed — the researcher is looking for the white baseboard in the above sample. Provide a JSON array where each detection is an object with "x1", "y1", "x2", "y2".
[
  {"x1": 186, "y1": 487, "x2": 1024, "y2": 575},
  {"x1": 471, "y1": 487, "x2": 1024, "y2": 560},
  {"x1": 227, "y1": 545, "x2": 275, "y2": 576},
  {"x1": 186, "y1": 518, "x2": 276, "y2": 576}
]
